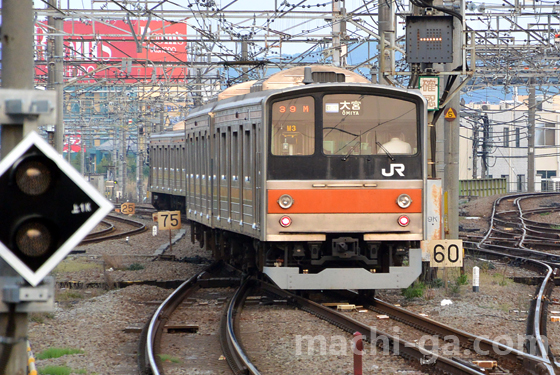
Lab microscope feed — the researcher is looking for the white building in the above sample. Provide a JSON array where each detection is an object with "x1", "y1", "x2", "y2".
[{"x1": 460, "y1": 96, "x2": 560, "y2": 192}]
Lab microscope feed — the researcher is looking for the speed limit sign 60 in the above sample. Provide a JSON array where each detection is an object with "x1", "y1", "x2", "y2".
[{"x1": 429, "y1": 240, "x2": 463, "y2": 268}]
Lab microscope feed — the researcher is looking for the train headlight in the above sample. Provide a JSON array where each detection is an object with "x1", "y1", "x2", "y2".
[
  {"x1": 280, "y1": 216, "x2": 292, "y2": 227},
  {"x1": 278, "y1": 194, "x2": 294, "y2": 209},
  {"x1": 396, "y1": 194, "x2": 412, "y2": 209},
  {"x1": 397, "y1": 215, "x2": 410, "y2": 227}
]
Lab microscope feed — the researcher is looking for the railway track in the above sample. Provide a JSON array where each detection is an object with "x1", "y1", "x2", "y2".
[
  {"x1": 143, "y1": 269, "x2": 542, "y2": 374},
  {"x1": 462, "y1": 192, "x2": 560, "y2": 374},
  {"x1": 138, "y1": 261, "x2": 243, "y2": 375},
  {"x1": 324, "y1": 288, "x2": 555, "y2": 374},
  {"x1": 139, "y1": 192, "x2": 560, "y2": 374},
  {"x1": 80, "y1": 214, "x2": 147, "y2": 244}
]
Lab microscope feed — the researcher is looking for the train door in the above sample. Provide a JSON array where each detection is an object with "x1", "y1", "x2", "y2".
[
  {"x1": 219, "y1": 128, "x2": 232, "y2": 228},
  {"x1": 186, "y1": 134, "x2": 194, "y2": 220},
  {"x1": 214, "y1": 128, "x2": 222, "y2": 225},
  {"x1": 201, "y1": 130, "x2": 210, "y2": 225},
  {"x1": 163, "y1": 145, "x2": 169, "y2": 192},
  {"x1": 171, "y1": 144, "x2": 176, "y2": 193},
  {"x1": 242, "y1": 125, "x2": 255, "y2": 233},
  {"x1": 195, "y1": 132, "x2": 201, "y2": 216},
  {"x1": 150, "y1": 145, "x2": 157, "y2": 190},
  {"x1": 231, "y1": 128, "x2": 242, "y2": 227},
  {"x1": 180, "y1": 144, "x2": 186, "y2": 196},
  {"x1": 254, "y1": 121, "x2": 262, "y2": 237}
]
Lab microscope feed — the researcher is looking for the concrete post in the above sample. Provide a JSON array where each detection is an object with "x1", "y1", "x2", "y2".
[
  {"x1": 353, "y1": 332, "x2": 363, "y2": 375},
  {"x1": 443, "y1": 11, "x2": 464, "y2": 240},
  {"x1": 528, "y1": 80, "x2": 536, "y2": 192},
  {"x1": 0, "y1": 1, "x2": 33, "y2": 373}
]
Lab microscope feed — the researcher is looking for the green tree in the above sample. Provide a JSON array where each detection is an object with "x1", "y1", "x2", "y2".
[{"x1": 96, "y1": 155, "x2": 111, "y2": 175}]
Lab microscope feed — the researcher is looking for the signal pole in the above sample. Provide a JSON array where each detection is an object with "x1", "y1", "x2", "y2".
[
  {"x1": 0, "y1": 1, "x2": 36, "y2": 373},
  {"x1": 443, "y1": 7, "x2": 465, "y2": 240},
  {"x1": 48, "y1": 0, "x2": 64, "y2": 154}
]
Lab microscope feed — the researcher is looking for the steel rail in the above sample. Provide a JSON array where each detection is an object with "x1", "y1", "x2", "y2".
[
  {"x1": 473, "y1": 192, "x2": 560, "y2": 374},
  {"x1": 80, "y1": 214, "x2": 146, "y2": 244},
  {"x1": 464, "y1": 244, "x2": 558, "y2": 374},
  {"x1": 141, "y1": 261, "x2": 230, "y2": 375},
  {"x1": 83, "y1": 220, "x2": 114, "y2": 239},
  {"x1": 220, "y1": 278, "x2": 261, "y2": 375},
  {"x1": 335, "y1": 292, "x2": 555, "y2": 372},
  {"x1": 259, "y1": 281, "x2": 486, "y2": 375}
]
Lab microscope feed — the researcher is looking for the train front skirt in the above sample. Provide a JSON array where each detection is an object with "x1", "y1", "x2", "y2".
[{"x1": 263, "y1": 248, "x2": 422, "y2": 290}]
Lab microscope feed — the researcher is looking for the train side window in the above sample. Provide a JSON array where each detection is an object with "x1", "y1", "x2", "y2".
[{"x1": 271, "y1": 96, "x2": 315, "y2": 156}]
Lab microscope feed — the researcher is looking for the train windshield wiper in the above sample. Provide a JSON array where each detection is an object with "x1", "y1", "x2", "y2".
[
  {"x1": 341, "y1": 142, "x2": 360, "y2": 161},
  {"x1": 376, "y1": 141, "x2": 395, "y2": 161}
]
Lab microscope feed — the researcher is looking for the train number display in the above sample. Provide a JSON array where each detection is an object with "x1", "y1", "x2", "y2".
[
  {"x1": 158, "y1": 211, "x2": 181, "y2": 230},
  {"x1": 428, "y1": 240, "x2": 463, "y2": 268}
]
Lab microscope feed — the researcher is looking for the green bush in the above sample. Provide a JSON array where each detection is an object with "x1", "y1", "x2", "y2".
[
  {"x1": 428, "y1": 278, "x2": 444, "y2": 288},
  {"x1": 37, "y1": 347, "x2": 84, "y2": 360},
  {"x1": 402, "y1": 282, "x2": 426, "y2": 299},
  {"x1": 456, "y1": 273, "x2": 468, "y2": 285},
  {"x1": 128, "y1": 263, "x2": 145, "y2": 271},
  {"x1": 38, "y1": 366, "x2": 72, "y2": 375},
  {"x1": 158, "y1": 354, "x2": 182, "y2": 363}
]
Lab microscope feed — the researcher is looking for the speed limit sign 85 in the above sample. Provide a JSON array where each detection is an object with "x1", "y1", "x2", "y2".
[{"x1": 429, "y1": 240, "x2": 463, "y2": 268}]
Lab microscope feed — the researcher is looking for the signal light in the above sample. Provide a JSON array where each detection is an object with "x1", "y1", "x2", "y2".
[
  {"x1": 0, "y1": 132, "x2": 112, "y2": 286},
  {"x1": 397, "y1": 215, "x2": 410, "y2": 227}
]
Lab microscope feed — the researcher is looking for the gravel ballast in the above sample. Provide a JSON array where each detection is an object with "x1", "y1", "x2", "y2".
[{"x1": 28, "y1": 195, "x2": 560, "y2": 374}]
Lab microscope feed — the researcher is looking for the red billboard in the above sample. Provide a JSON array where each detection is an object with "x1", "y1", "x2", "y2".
[
  {"x1": 35, "y1": 20, "x2": 188, "y2": 83},
  {"x1": 63, "y1": 135, "x2": 85, "y2": 153}
]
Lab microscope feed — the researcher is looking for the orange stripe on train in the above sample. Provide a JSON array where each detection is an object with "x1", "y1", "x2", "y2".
[{"x1": 268, "y1": 189, "x2": 422, "y2": 214}]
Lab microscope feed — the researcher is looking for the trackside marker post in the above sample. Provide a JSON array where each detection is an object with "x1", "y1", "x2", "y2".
[
  {"x1": 473, "y1": 266, "x2": 480, "y2": 292},
  {"x1": 353, "y1": 332, "x2": 363, "y2": 375},
  {"x1": 158, "y1": 211, "x2": 181, "y2": 252}
]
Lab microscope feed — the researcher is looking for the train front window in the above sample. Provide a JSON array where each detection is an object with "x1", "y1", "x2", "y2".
[
  {"x1": 323, "y1": 94, "x2": 417, "y2": 156},
  {"x1": 271, "y1": 96, "x2": 315, "y2": 156}
]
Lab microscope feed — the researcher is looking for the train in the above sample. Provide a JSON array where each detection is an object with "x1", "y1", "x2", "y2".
[{"x1": 149, "y1": 65, "x2": 443, "y2": 290}]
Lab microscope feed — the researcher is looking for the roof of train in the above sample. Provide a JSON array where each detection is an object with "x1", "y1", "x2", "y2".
[
  {"x1": 171, "y1": 66, "x2": 426, "y2": 131},
  {"x1": 150, "y1": 129, "x2": 185, "y2": 141}
]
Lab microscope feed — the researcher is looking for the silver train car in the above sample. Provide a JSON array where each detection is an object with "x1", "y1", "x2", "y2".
[{"x1": 149, "y1": 66, "x2": 439, "y2": 290}]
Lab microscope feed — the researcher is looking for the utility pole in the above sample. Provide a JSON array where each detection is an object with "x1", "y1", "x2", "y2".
[
  {"x1": 527, "y1": 79, "x2": 536, "y2": 192},
  {"x1": 443, "y1": 7, "x2": 464, "y2": 240},
  {"x1": 481, "y1": 115, "x2": 489, "y2": 178},
  {"x1": 378, "y1": 0, "x2": 394, "y2": 85},
  {"x1": 241, "y1": 40, "x2": 249, "y2": 82},
  {"x1": 472, "y1": 120, "x2": 478, "y2": 179},
  {"x1": 80, "y1": 125, "x2": 85, "y2": 175},
  {"x1": 332, "y1": 0, "x2": 346, "y2": 67},
  {"x1": 112, "y1": 125, "x2": 118, "y2": 201},
  {"x1": 0, "y1": 1, "x2": 35, "y2": 373},
  {"x1": 120, "y1": 122, "x2": 127, "y2": 200},
  {"x1": 48, "y1": 0, "x2": 64, "y2": 154},
  {"x1": 137, "y1": 123, "x2": 144, "y2": 203}
]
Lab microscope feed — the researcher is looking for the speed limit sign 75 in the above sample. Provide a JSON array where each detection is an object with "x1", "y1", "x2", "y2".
[
  {"x1": 158, "y1": 211, "x2": 181, "y2": 230},
  {"x1": 429, "y1": 240, "x2": 463, "y2": 268}
]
